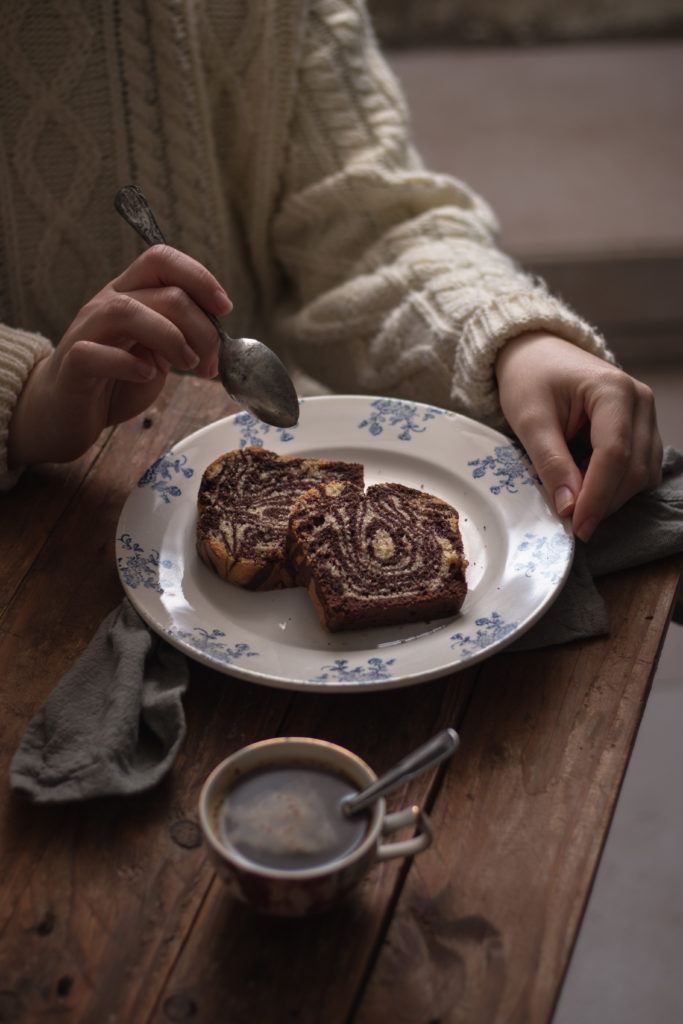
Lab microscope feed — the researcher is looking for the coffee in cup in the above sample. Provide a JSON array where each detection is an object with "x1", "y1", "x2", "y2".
[{"x1": 198, "y1": 737, "x2": 433, "y2": 916}]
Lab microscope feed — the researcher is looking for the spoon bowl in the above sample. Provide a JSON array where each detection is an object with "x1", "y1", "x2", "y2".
[{"x1": 114, "y1": 185, "x2": 299, "y2": 428}]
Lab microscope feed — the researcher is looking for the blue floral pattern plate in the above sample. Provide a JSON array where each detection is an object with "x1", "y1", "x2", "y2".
[{"x1": 116, "y1": 395, "x2": 573, "y2": 691}]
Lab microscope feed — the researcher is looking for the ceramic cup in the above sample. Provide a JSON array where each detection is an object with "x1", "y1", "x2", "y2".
[{"x1": 198, "y1": 736, "x2": 433, "y2": 916}]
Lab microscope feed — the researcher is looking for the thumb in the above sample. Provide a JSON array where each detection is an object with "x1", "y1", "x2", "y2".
[{"x1": 518, "y1": 421, "x2": 585, "y2": 520}]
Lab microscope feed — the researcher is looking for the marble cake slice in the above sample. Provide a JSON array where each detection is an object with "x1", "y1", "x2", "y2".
[
  {"x1": 196, "y1": 447, "x2": 365, "y2": 590},
  {"x1": 287, "y1": 479, "x2": 468, "y2": 631}
]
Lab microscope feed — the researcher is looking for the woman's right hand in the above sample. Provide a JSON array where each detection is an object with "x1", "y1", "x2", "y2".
[{"x1": 8, "y1": 245, "x2": 232, "y2": 467}]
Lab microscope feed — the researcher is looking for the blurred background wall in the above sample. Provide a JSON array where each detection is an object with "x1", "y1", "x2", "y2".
[
  {"x1": 368, "y1": 0, "x2": 683, "y2": 45},
  {"x1": 367, "y1": 0, "x2": 683, "y2": 372}
]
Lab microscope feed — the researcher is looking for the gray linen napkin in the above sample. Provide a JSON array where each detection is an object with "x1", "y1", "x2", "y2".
[
  {"x1": 9, "y1": 599, "x2": 188, "y2": 803},
  {"x1": 514, "y1": 446, "x2": 683, "y2": 649},
  {"x1": 9, "y1": 449, "x2": 683, "y2": 804}
]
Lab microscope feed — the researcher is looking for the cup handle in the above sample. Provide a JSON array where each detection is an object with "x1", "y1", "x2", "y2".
[{"x1": 375, "y1": 805, "x2": 433, "y2": 861}]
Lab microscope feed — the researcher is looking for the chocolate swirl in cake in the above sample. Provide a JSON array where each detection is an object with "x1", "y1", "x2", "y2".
[
  {"x1": 288, "y1": 480, "x2": 468, "y2": 631},
  {"x1": 196, "y1": 447, "x2": 364, "y2": 589}
]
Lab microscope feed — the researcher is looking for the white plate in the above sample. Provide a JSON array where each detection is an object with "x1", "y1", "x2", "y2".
[{"x1": 116, "y1": 395, "x2": 573, "y2": 692}]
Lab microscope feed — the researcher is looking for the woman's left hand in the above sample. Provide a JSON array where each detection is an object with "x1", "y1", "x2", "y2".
[{"x1": 495, "y1": 331, "x2": 663, "y2": 542}]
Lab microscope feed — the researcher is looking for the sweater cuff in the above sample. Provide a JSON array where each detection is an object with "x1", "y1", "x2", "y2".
[
  {"x1": 0, "y1": 327, "x2": 53, "y2": 490},
  {"x1": 452, "y1": 288, "x2": 615, "y2": 431}
]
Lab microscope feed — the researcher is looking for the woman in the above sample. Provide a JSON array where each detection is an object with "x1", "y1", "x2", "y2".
[{"x1": 0, "y1": 0, "x2": 661, "y2": 539}]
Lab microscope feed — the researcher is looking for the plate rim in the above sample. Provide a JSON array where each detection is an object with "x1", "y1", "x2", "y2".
[{"x1": 116, "y1": 394, "x2": 574, "y2": 691}]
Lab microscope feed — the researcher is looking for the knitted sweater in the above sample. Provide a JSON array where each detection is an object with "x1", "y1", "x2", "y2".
[{"x1": 0, "y1": 0, "x2": 611, "y2": 488}]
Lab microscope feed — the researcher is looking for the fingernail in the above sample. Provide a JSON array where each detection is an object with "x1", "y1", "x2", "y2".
[
  {"x1": 554, "y1": 486, "x2": 575, "y2": 516},
  {"x1": 214, "y1": 289, "x2": 232, "y2": 315},
  {"x1": 575, "y1": 517, "x2": 598, "y2": 544},
  {"x1": 183, "y1": 345, "x2": 200, "y2": 369}
]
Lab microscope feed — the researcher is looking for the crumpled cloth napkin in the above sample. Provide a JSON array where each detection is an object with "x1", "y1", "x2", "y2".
[
  {"x1": 9, "y1": 600, "x2": 188, "y2": 803},
  {"x1": 514, "y1": 445, "x2": 683, "y2": 649},
  {"x1": 9, "y1": 448, "x2": 683, "y2": 804}
]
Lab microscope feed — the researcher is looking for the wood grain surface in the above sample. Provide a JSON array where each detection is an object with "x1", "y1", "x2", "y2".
[{"x1": 0, "y1": 376, "x2": 679, "y2": 1024}]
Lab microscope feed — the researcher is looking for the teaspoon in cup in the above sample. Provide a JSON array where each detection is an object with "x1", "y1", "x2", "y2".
[
  {"x1": 114, "y1": 185, "x2": 300, "y2": 428},
  {"x1": 341, "y1": 728, "x2": 460, "y2": 817}
]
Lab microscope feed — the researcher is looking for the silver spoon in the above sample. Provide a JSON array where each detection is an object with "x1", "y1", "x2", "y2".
[
  {"x1": 114, "y1": 185, "x2": 299, "y2": 428},
  {"x1": 341, "y1": 727, "x2": 460, "y2": 817}
]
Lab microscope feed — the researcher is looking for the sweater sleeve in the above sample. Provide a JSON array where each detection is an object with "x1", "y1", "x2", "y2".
[
  {"x1": 0, "y1": 327, "x2": 53, "y2": 490},
  {"x1": 270, "y1": 0, "x2": 614, "y2": 427}
]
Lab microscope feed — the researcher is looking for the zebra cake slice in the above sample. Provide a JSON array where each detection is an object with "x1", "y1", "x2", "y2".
[
  {"x1": 196, "y1": 447, "x2": 365, "y2": 589},
  {"x1": 287, "y1": 479, "x2": 468, "y2": 631}
]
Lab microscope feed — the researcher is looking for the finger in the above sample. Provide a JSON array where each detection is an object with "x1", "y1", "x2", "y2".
[
  {"x1": 572, "y1": 380, "x2": 662, "y2": 540},
  {"x1": 113, "y1": 245, "x2": 232, "y2": 318},
  {"x1": 608, "y1": 381, "x2": 663, "y2": 501},
  {"x1": 142, "y1": 347, "x2": 172, "y2": 376},
  {"x1": 510, "y1": 405, "x2": 585, "y2": 519},
  {"x1": 632, "y1": 380, "x2": 663, "y2": 492},
  {"x1": 76, "y1": 293, "x2": 201, "y2": 371},
  {"x1": 127, "y1": 286, "x2": 220, "y2": 377},
  {"x1": 60, "y1": 338, "x2": 163, "y2": 387},
  {"x1": 572, "y1": 393, "x2": 636, "y2": 541}
]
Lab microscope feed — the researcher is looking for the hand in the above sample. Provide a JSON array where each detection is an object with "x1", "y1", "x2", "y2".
[
  {"x1": 495, "y1": 331, "x2": 663, "y2": 542},
  {"x1": 8, "y1": 245, "x2": 232, "y2": 467}
]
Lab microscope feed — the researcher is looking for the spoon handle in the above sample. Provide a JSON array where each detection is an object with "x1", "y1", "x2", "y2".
[
  {"x1": 342, "y1": 727, "x2": 460, "y2": 817},
  {"x1": 114, "y1": 184, "x2": 168, "y2": 247},
  {"x1": 115, "y1": 185, "x2": 225, "y2": 336}
]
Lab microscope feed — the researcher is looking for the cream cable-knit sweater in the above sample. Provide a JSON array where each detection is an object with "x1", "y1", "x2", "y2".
[{"x1": 0, "y1": 0, "x2": 611, "y2": 489}]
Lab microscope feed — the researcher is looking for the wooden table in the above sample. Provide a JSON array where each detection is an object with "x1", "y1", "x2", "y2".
[{"x1": 1, "y1": 375, "x2": 680, "y2": 1024}]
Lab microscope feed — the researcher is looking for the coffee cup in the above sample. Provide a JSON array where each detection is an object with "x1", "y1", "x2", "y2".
[{"x1": 198, "y1": 736, "x2": 433, "y2": 916}]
